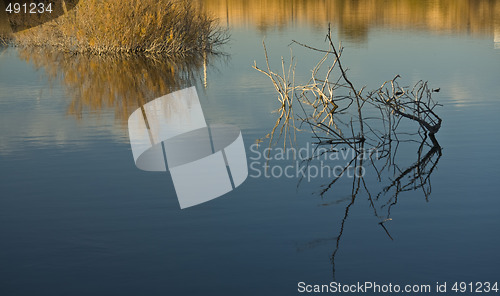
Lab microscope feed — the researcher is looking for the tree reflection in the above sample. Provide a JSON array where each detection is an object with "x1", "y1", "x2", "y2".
[{"x1": 255, "y1": 26, "x2": 443, "y2": 279}]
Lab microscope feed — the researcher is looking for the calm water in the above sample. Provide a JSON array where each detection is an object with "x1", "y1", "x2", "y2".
[{"x1": 1, "y1": 1, "x2": 500, "y2": 295}]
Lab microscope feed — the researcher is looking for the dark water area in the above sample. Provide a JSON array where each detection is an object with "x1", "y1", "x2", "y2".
[{"x1": 1, "y1": 1, "x2": 500, "y2": 295}]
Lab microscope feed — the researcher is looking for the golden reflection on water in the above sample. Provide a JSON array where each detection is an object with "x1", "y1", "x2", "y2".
[
  {"x1": 200, "y1": 0, "x2": 500, "y2": 41},
  {"x1": 18, "y1": 49, "x2": 208, "y2": 124}
]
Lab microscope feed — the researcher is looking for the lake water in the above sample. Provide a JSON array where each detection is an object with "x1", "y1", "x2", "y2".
[{"x1": 1, "y1": 1, "x2": 500, "y2": 295}]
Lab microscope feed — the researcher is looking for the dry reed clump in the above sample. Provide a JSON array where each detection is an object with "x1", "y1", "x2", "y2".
[{"x1": 13, "y1": 0, "x2": 227, "y2": 56}]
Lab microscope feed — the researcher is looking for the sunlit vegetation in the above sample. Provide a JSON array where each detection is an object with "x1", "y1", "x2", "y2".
[{"x1": 11, "y1": 0, "x2": 227, "y2": 56}]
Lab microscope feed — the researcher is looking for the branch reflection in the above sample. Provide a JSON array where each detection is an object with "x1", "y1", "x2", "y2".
[
  {"x1": 324, "y1": 134, "x2": 442, "y2": 279},
  {"x1": 255, "y1": 27, "x2": 444, "y2": 279}
]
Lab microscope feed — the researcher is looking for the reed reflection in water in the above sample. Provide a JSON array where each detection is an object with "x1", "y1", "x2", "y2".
[
  {"x1": 17, "y1": 49, "x2": 215, "y2": 125},
  {"x1": 200, "y1": 0, "x2": 500, "y2": 42}
]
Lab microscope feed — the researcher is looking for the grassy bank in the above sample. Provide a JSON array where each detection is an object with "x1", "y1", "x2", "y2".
[{"x1": 9, "y1": 0, "x2": 227, "y2": 56}]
